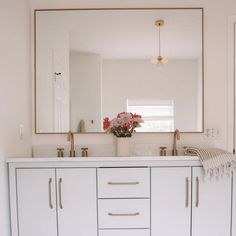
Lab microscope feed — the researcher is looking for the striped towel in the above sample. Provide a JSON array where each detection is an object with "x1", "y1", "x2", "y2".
[{"x1": 185, "y1": 147, "x2": 236, "y2": 177}]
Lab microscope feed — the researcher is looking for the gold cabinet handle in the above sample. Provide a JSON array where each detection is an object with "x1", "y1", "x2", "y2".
[
  {"x1": 48, "y1": 178, "x2": 53, "y2": 209},
  {"x1": 58, "y1": 178, "x2": 63, "y2": 209},
  {"x1": 196, "y1": 176, "x2": 199, "y2": 208},
  {"x1": 107, "y1": 181, "x2": 139, "y2": 185},
  {"x1": 185, "y1": 177, "x2": 189, "y2": 208},
  {"x1": 108, "y1": 212, "x2": 140, "y2": 217}
]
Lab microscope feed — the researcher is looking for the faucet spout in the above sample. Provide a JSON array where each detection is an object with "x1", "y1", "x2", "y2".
[
  {"x1": 67, "y1": 131, "x2": 76, "y2": 157},
  {"x1": 172, "y1": 129, "x2": 180, "y2": 156}
]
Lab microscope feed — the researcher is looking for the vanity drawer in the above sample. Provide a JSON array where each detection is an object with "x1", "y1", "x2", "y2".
[
  {"x1": 98, "y1": 168, "x2": 150, "y2": 198},
  {"x1": 99, "y1": 229, "x2": 150, "y2": 236},
  {"x1": 98, "y1": 199, "x2": 150, "y2": 229}
]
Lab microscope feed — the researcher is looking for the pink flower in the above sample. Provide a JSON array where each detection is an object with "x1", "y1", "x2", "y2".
[
  {"x1": 111, "y1": 118, "x2": 124, "y2": 127},
  {"x1": 118, "y1": 112, "x2": 132, "y2": 126}
]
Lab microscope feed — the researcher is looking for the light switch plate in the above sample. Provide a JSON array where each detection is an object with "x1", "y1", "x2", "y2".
[{"x1": 204, "y1": 127, "x2": 222, "y2": 140}]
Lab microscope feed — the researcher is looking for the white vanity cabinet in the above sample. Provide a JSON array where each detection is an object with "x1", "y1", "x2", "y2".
[
  {"x1": 192, "y1": 167, "x2": 232, "y2": 236},
  {"x1": 16, "y1": 169, "x2": 58, "y2": 236},
  {"x1": 151, "y1": 167, "x2": 232, "y2": 236},
  {"x1": 56, "y1": 168, "x2": 97, "y2": 236},
  {"x1": 7, "y1": 157, "x2": 233, "y2": 236},
  {"x1": 15, "y1": 168, "x2": 97, "y2": 236},
  {"x1": 151, "y1": 167, "x2": 192, "y2": 236}
]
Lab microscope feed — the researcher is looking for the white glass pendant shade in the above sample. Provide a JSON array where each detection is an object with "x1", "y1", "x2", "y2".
[{"x1": 150, "y1": 56, "x2": 169, "y2": 65}]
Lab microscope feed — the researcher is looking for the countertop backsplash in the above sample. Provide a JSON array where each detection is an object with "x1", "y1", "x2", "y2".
[{"x1": 32, "y1": 142, "x2": 213, "y2": 158}]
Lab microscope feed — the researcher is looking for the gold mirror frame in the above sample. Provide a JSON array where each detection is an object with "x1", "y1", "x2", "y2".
[{"x1": 34, "y1": 7, "x2": 204, "y2": 134}]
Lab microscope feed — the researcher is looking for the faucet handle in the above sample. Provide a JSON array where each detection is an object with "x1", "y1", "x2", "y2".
[
  {"x1": 159, "y1": 147, "x2": 167, "y2": 156},
  {"x1": 57, "y1": 148, "x2": 64, "y2": 158},
  {"x1": 69, "y1": 150, "x2": 76, "y2": 158},
  {"x1": 81, "y1": 147, "x2": 88, "y2": 157}
]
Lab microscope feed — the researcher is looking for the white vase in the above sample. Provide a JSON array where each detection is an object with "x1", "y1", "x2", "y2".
[{"x1": 116, "y1": 137, "x2": 131, "y2": 157}]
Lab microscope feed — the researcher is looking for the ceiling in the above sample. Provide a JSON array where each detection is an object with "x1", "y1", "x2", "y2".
[{"x1": 37, "y1": 9, "x2": 202, "y2": 59}]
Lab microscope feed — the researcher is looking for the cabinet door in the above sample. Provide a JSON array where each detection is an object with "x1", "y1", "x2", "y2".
[
  {"x1": 151, "y1": 167, "x2": 191, "y2": 236},
  {"x1": 57, "y1": 168, "x2": 97, "y2": 236},
  {"x1": 192, "y1": 167, "x2": 231, "y2": 236},
  {"x1": 233, "y1": 171, "x2": 236, "y2": 236},
  {"x1": 17, "y1": 169, "x2": 57, "y2": 236}
]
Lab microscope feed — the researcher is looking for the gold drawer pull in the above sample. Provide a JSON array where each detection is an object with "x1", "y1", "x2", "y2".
[
  {"x1": 196, "y1": 176, "x2": 200, "y2": 208},
  {"x1": 59, "y1": 178, "x2": 63, "y2": 209},
  {"x1": 48, "y1": 178, "x2": 53, "y2": 209},
  {"x1": 185, "y1": 177, "x2": 189, "y2": 208},
  {"x1": 108, "y1": 212, "x2": 140, "y2": 217},
  {"x1": 107, "y1": 181, "x2": 140, "y2": 185}
]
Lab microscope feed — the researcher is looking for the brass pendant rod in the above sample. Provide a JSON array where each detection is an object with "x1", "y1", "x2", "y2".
[{"x1": 158, "y1": 25, "x2": 161, "y2": 57}]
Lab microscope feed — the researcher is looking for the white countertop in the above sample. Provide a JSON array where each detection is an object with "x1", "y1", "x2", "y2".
[
  {"x1": 6, "y1": 156, "x2": 202, "y2": 168},
  {"x1": 7, "y1": 156, "x2": 199, "y2": 163}
]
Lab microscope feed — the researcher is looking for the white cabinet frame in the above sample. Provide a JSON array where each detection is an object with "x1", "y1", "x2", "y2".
[{"x1": 8, "y1": 158, "x2": 232, "y2": 236}]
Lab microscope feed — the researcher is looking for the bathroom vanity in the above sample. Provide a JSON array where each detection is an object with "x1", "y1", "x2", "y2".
[{"x1": 7, "y1": 156, "x2": 233, "y2": 236}]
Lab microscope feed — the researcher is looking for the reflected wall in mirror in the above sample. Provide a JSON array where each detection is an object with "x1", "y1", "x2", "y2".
[{"x1": 35, "y1": 8, "x2": 203, "y2": 133}]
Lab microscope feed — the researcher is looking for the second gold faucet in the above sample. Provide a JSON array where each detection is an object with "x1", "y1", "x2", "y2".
[
  {"x1": 67, "y1": 131, "x2": 76, "y2": 157},
  {"x1": 172, "y1": 129, "x2": 180, "y2": 156}
]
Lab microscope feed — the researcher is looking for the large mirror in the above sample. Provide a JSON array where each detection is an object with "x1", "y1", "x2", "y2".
[{"x1": 35, "y1": 8, "x2": 203, "y2": 133}]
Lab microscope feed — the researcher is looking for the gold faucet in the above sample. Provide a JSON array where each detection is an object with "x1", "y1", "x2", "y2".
[
  {"x1": 67, "y1": 131, "x2": 76, "y2": 157},
  {"x1": 172, "y1": 129, "x2": 180, "y2": 156}
]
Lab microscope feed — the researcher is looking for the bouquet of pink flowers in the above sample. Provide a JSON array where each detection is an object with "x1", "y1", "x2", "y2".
[{"x1": 103, "y1": 112, "x2": 143, "y2": 137}]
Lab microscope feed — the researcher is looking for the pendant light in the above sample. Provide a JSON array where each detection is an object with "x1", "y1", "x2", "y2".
[{"x1": 151, "y1": 19, "x2": 168, "y2": 65}]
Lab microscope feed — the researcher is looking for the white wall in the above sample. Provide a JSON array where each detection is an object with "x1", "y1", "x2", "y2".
[
  {"x1": 0, "y1": 0, "x2": 235, "y2": 233},
  {"x1": 0, "y1": 0, "x2": 31, "y2": 235},
  {"x1": 102, "y1": 59, "x2": 199, "y2": 132},
  {"x1": 30, "y1": 0, "x2": 236, "y2": 151}
]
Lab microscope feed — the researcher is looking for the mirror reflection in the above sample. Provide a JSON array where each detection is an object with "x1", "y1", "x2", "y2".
[{"x1": 35, "y1": 8, "x2": 203, "y2": 133}]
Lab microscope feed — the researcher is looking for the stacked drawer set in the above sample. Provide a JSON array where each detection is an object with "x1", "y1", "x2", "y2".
[{"x1": 97, "y1": 168, "x2": 150, "y2": 236}]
